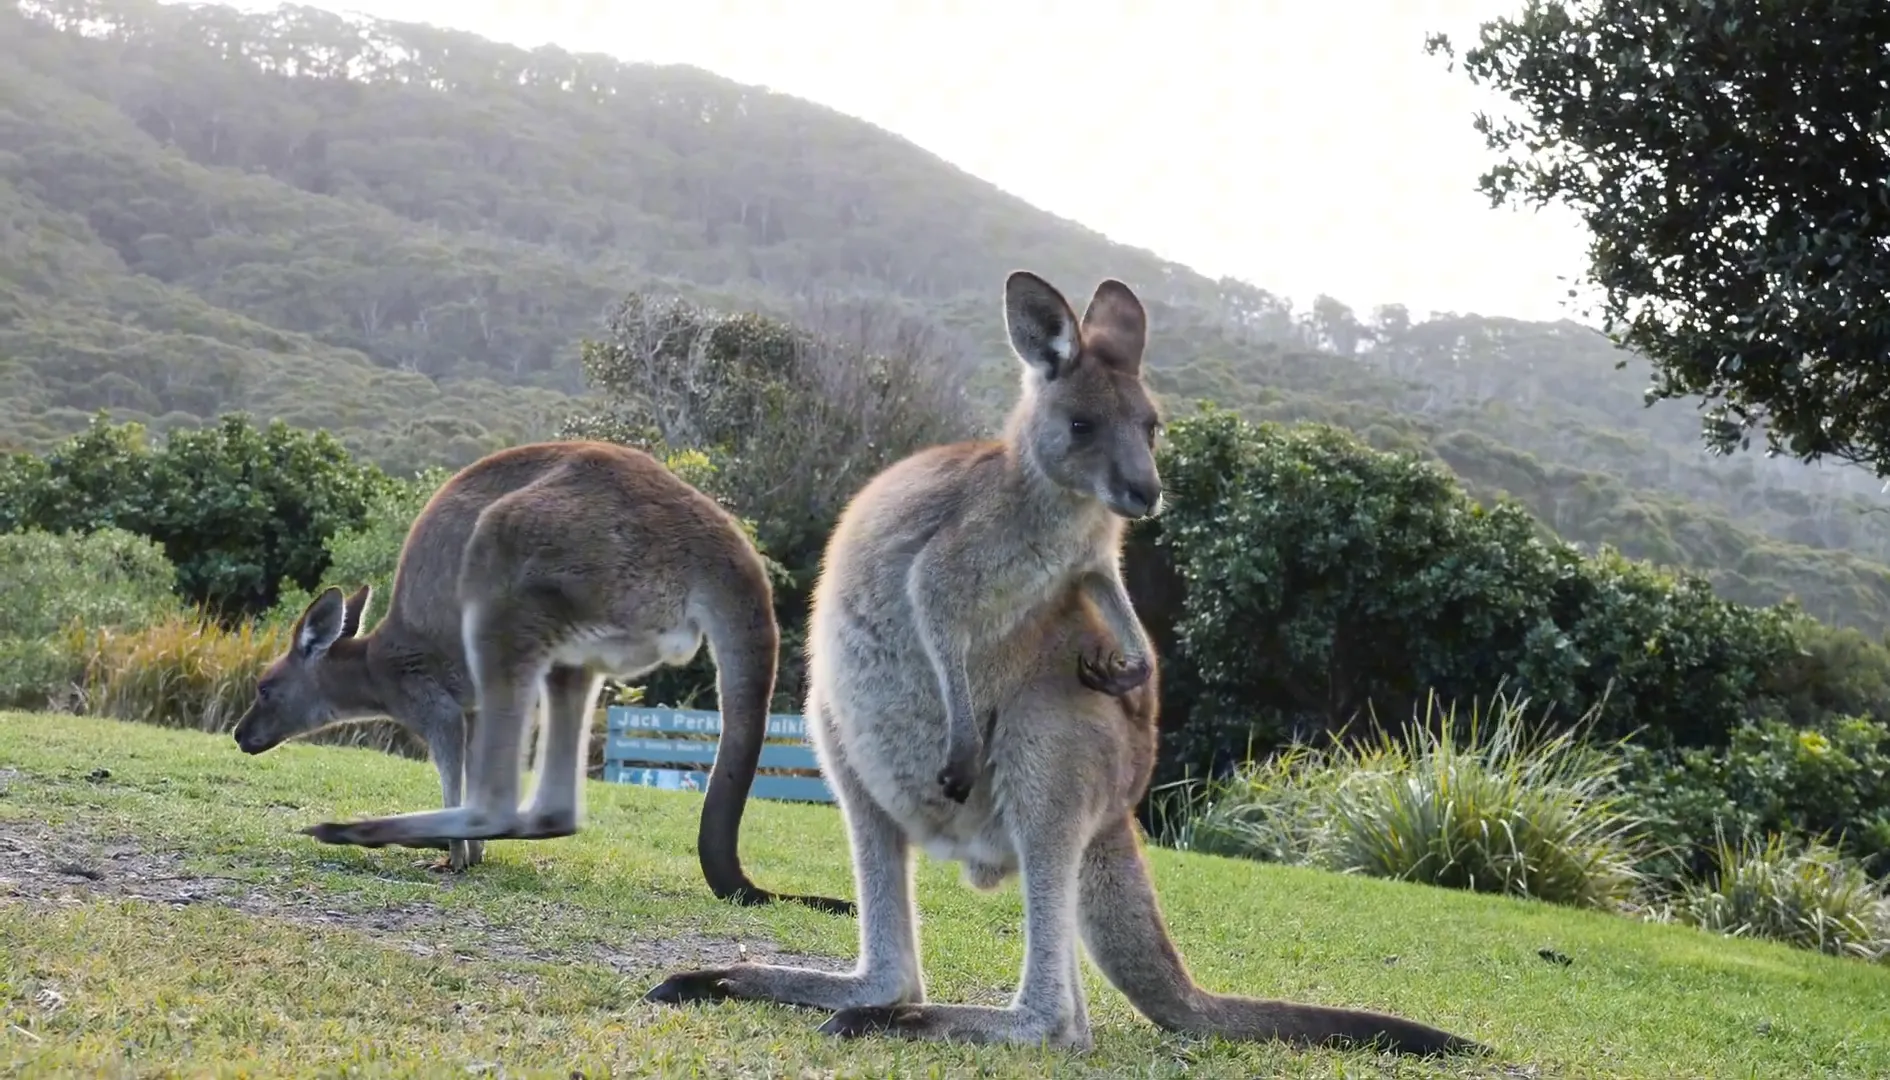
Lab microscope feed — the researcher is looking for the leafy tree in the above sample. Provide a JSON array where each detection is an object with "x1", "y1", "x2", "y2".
[
  {"x1": 1309, "y1": 294, "x2": 1368, "y2": 356},
  {"x1": 1370, "y1": 303, "x2": 1412, "y2": 340},
  {"x1": 1429, "y1": 1, "x2": 1890, "y2": 473},
  {"x1": 0, "y1": 412, "x2": 396, "y2": 618},
  {"x1": 560, "y1": 291, "x2": 972, "y2": 579}
]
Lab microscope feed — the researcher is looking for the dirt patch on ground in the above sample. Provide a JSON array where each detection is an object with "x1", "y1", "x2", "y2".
[{"x1": 0, "y1": 815, "x2": 842, "y2": 981}]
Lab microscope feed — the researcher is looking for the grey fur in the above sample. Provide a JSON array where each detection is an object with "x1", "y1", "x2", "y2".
[
  {"x1": 644, "y1": 273, "x2": 1483, "y2": 1055},
  {"x1": 230, "y1": 441, "x2": 854, "y2": 915}
]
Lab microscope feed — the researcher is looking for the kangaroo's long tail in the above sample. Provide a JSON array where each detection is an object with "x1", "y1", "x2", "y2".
[
  {"x1": 698, "y1": 575, "x2": 855, "y2": 918},
  {"x1": 1076, "y1": 814, "x2": 1485, "y2": 1057}
]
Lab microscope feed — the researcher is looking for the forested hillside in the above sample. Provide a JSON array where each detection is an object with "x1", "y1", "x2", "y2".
[{"x1": 6, "y1": 0, "x2": 1890, "y2": 634}]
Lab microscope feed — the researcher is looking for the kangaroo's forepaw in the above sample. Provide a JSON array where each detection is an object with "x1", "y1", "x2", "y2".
[
  {"x1": 643, "y1": 969, "x2": 736, "y2": 1006},
  {"x1": 936, "y1": 761, "x2": 974, "y2": 804},
  {"x1": 423, "y1": 839, "x2": 480, "y2": 873},
  {"x1": 1076, "y1": 648, "x2": 1152, "y2": 697}
]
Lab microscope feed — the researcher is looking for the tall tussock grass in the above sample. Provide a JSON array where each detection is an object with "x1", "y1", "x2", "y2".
[
  {"x1": 67, "y1": 613, "x2": 420, "y2": 758},
  {"x1": 1159, "y1": 690, "x2": 1648, "y2": 910},
  {"x1": 1659, "y1": 832, "x2": 1890, "y2": 961}
]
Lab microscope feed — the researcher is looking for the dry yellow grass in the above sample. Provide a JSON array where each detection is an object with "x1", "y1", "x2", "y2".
[{"x1": 65, "y1": 614, "x2": 419, "y2": 756}]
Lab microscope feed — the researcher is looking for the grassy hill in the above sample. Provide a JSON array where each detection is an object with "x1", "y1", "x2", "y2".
[
  {"x1": 7, "y1": 0, "x2": 1890, "y2": 633},
  {"x1": 3, "y1": 713, "x2": 1888, "y2": 1078}
]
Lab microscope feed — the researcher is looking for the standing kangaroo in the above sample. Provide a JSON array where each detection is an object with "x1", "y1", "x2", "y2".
[
  {"x1": 230, "y1": 440, "x2": 854, "y2": 916},
  {"x1": 643, "y1": 272, "x2": 1482, "y2": 1054}
]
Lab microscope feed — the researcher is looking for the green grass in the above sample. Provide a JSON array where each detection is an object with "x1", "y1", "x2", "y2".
[{"x1": 1, "y1": 714, "x2": 1886, "y2": 1078}]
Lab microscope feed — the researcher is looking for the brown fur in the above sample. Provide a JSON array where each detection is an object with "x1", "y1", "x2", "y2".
[
  {"x1": 232, "y1": 440, "x2": 853, "y2": 915},
  {"x1": 642, "y1": 273, "x2": 1484, "y2": 1055},
  {"x1": 831, "y1": 271, "x2": 1165, "y2": 807}
]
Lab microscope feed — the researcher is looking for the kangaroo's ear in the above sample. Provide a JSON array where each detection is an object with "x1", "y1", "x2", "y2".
[
  {"x1": 293, "y1": 587, "x2": 348, "y2": 659},
  {"x1": 1079, "y1": 279, "x2": 1148, "y2": 373},
  {"x1": 1004, "y1": 270, "x2": 1082, "y2": 382},
  {"x1": 340, "y1": 585, "x2": 373, "y2": 639}
]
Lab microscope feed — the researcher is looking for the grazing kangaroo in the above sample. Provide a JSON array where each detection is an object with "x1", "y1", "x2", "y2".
[
  {"x1": 230, "y1": 440, "x2": 855, "y2": 916},
  {"x1": 643, "y1": 272, "x2": 1483, "y2": 1055}
]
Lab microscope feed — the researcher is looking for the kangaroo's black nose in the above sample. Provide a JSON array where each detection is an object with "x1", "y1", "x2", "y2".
[{"x1": 1110, "y1": 481, "x2": 1161, "y2": 519}]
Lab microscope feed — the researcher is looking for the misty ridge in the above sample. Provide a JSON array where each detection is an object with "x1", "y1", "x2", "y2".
[{"x1": 4, "y1": 0, "x2": 1890, "y2": 636}]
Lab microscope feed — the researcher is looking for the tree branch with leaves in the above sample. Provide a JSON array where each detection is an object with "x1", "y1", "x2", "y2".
[{"x1": 1430, "y1": 1, "x2": 1890, "y2": 474}]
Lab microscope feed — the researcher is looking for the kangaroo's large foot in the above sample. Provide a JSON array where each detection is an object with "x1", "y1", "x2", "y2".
[
  {"x1": 303, "y1": 806, "x2": 520, "y2": 849},
  {"x1": 818, "y1": 1002, "x2": 1091, "y2": 1049},
  {"x1": 642, "y1": 969, "x2": 738, "y2": 1006},
  {"x1": 510, "y1": 807, "x2": 579, "y2": 840}
]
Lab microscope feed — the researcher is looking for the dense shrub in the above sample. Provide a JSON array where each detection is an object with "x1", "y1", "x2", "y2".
[
  {"x1": 1766, "y1": 619, "x2": 1890, "y2": 730},
  {"x1": 1620, "y1": 716, "x2": 1890, "y2": 880},
  {"x1": 1157, "y1": 691, "x2": 1648, "y2": 911},
  {"x1": 0, "y1": 412, "x2": 397, "y2": 618},
  {"x1": 1145, "y1": 406, "x2": 1809, "y2": 781},
  {"x1": 268, "y1": 466, "x2": 452, "y2": 631},
  {"x1": 0, "y1": 527, "x2": 181, "y2": 709},
  {"x1": 1662, "y1": 834, "x2": 1890, "y2": 962}
]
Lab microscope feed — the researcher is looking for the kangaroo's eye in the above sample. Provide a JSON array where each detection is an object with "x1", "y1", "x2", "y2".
[
  {"x1": 1069, "y1": 417, "x2": 1096, "y2": 438},
  {"x1": 256, "y1": 682, "x2": 274, "y2": 701}
]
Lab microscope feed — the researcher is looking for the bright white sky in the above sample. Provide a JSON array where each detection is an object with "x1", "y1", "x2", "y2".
[{"x1": 211, "y1": 0, "x2": 1596, "y2": 325}]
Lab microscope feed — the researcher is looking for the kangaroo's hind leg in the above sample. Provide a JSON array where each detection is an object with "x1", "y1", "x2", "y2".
[
  {"x1": 304, "y1": 600, "x2": 548, "y2": 848},
  {"x1": 644, "y1": 723, "x2": 925, "y2": 1012},
  {"x1": 514, "y1": 663, "x2": 600, "y2": 839}
]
